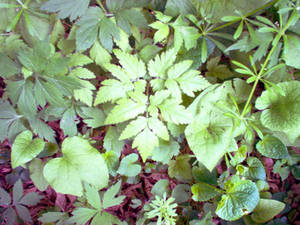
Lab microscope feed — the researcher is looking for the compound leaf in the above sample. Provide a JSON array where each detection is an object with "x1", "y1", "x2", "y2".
[{"x1": 41, "y1": 0, "x2": 90, "y2": 21}]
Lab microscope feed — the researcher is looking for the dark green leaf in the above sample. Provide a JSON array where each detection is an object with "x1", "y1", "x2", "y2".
[{"x1": 41, "y1": 0, "x2": 90, "y2": 21}]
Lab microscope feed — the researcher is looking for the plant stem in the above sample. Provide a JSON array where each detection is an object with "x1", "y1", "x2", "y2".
[{"x1": 241, "y1": 34, "x2": 281, "y2": 117}]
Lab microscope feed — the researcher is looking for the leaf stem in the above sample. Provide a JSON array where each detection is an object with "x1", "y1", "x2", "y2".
[{"x1": 241, "y1": 34, "x2": 281, "y2": 117}]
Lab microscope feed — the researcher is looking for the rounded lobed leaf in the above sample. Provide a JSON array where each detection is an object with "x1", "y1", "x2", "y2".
[
  {"x1": 216, "y1": 179, "x2": 259, "y2": 221},
  {"x1": 256, "y1": 135, "x2": 289, "y2": 159},
  {"x1": 43, "y1": 136, "x2": 109, "y2": 196},
  {"x1": 255, "y1": 81, "x2": 300, "y2": 143}
]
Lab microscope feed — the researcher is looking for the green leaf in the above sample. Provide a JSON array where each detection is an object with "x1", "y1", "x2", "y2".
[
  {"x1": 216, "y1": 179, "x2": 259, "y2": 221},
  {"x1": 38, "y1": 212, "x2": 69, "y2": 224},
  {"x1": 94, "y1": 79, "x2": 133, "y2": 105},
  {"x1": 283, "y1": 34, "x2": 300, "y2": 69},
  {"x1": 90, "y1": 211, "x2": 121, "y2": 225},
  {"x1": 79, "y1": 107, "x2": 105, "y2": 128},
  {"x1": 118, "y1": 153, "x2": 141, "y2": 177},
  {"x1": 60, "y1": 107, "x2": 77, "y2": 137},
  {"x1": 0, "y1": 100, "x2": 26, "y2": 142},
  {"x1": 132, "y1": 126, "x2": 159, "y2": 162},
  {"x1": 165, "y1": 0, "x2": 196, "y2": 16},
  {"x1": 67, "y1": 208, "x2": 97, "y2": 225},
  {"x1": 105, "y1": 98, "x2": 147, "y2": 124},
  {"x1": 151, "y1": 179, "x2": 170, "y2": 197},
  {"x1": 84, "y1": 183, "x2": 101, "y2": 210},
  {"x1": 41, "y1": 0, "x2": 90, "y2": 21},
  {"x1": 172, "y1": 184, "x2": 190, "y2": 203},
  {"x1": 176, "y1": 70, "x2": 210, "y2": 97},
  {"x1": 151, "y1": 139, "x2": 180, "y2": 164},
  {"x1": 0, "y1": 53, "x2": 19, "y2": 78},
  {"x1": 43, "y1": 136, "x2": 109, "y2": 196},
  {"x1": 192, "y1": 164, "x2": 218, "y2": 185},
  {"x1": 99, "y1": 17, "x2": 120, "y2": 52},
  {"x1": 150, "y1": 21, "x2": 170, "y2": 43},
  {"x1": 90, "y1": 41, "x2": 112, "y2": 67},
  {"x1": 168, "y1": 155, "x2": 192, "y2": 181},
  {"x1": 113, "y1": 49, "x2": 147, "y2": 80},
  {"x1": 102, "y1": 180, "x2": 126, "y2": 209},
  {"x1": 159, "y1": 99, "x2": 192, "y2": 124},
  {"x1": 243, "y1": 157, "x2": 266, "y2": 180},
  {"x1": 148, "y1": 117, "x2": 169, "y2": 141},
  {"x1": 28, "y1": 117, "x2": 56, "y2": 143},
  {"x1": 120, "y1": 116, "x2": 148, "y2": 140},
  {"x1": 256, "y1": 135, "x2": 289, "y2": 159},
  {"x1": 251, "y1": 199, "x2": 285, "y2": 223},
  {"x1": 255, "y1": 81, "x2": 300, "y2": 143},
  {"x1": 185, "y1": 111, "x2": 235, "y2": 171},
  {"x1": 75, "y1": 7, "x2": 102, "y2": 51},
  {"x1": 191, "y1": 182, "x2": 219, "y2": 202},
  {"x1": 28, "y1": 159, "x2": 49, "y2": 191},
  {"x1": 103, "y1": 126, "x2": 125, "y2": 156},
  {"x1": 172, "y1": 15, "x2": 200, "y2": 51},
  {"x1": 68, "y1": 53, "x2": 93, "y2": 67},
  {"x1": 11, "y1": 130, "x2": 45, "y2": 169},
  {"x1": 148, "y1": 48, "x2": 177, "y2": 79}
]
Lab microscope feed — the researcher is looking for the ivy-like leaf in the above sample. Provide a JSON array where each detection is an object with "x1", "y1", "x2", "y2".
[
  {"x1": 11, "y1": 130, "x2": 45, "y2": 169},
  {"x1": 43, "y1": 137, "x2": 109, "y2": 196},
  {"x1": 118, "y1": 153, "x2": 142, "y2": 177},
  {"x1": 185, "y1": 111, "x2": 236, "y2": 171}
]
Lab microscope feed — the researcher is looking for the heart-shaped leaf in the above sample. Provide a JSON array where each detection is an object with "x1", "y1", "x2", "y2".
[
  {"x1": 118, "y1": 153, "x2": 141, "y2": 177},
  {"x1": 11, "y1": 130, "x2": 45, "y2": 168},
  {"x1": 43, "y1": 136, "x2": 109, "y2": 196}
]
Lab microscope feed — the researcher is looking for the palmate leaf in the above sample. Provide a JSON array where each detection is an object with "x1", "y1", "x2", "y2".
[
  {"x1": 67, "y1": 182, "x2": 124, "y2": 225},
  {"x1": 0, "y1": 101, "x2": 26, "y2": 142},
  {"x1": 172, "y1": 15, "x2": 200, "y2": 51},
  {"x1": 43, "y1": 137, "x2": 109, "y2": 196},
  {"x1": 255, "y1": 81, "x2": 300, "y2": 143},
  {"x1": 190, "y1": 0, "x2": 271, "y2": 22},
  {"x1": 75, "y1": 7, "x2": 120, "y2": 52},
  {"x1": 41, "y1": 0, "x2": 90, "y2": 21},
  {"x1": 106, "y1": 0, "x2": 148, "y2": 34}
]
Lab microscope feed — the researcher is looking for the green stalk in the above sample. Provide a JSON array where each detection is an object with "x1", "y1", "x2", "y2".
[{"x1": 241, "y1": 34, "x2": 281, "y2": 117}]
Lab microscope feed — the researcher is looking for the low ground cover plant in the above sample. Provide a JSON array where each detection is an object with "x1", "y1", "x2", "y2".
[{"x1": 0, "y1": 0, "x2": 300, "y2": 224}]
